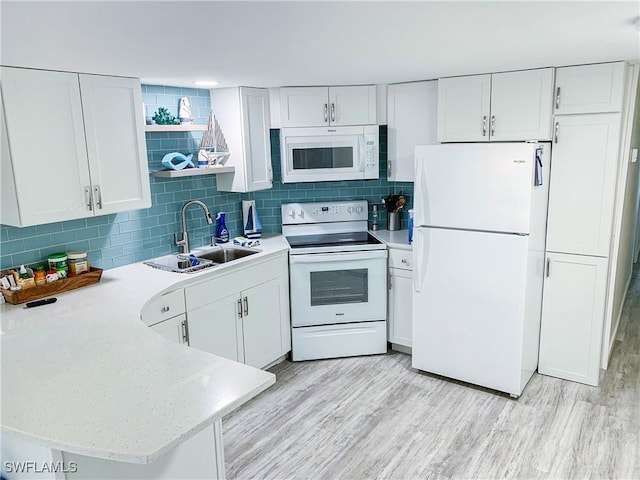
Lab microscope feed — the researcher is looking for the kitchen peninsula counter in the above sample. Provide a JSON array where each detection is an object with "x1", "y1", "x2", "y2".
[{"x1": 0, "y1": 237, "x2": 288, "y2": 470}]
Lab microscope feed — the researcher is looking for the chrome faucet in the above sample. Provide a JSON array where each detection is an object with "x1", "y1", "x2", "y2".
[{"x1": 174, "y1": 200, "x2": 213, "y2": 254}]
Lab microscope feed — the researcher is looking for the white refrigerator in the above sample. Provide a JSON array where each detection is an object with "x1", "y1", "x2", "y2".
[{"x1": 412, "y1": 142, "x2": 550, "y2": 397}]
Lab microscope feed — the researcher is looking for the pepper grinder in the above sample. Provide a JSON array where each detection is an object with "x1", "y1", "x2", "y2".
[{"x1": 371, "y1": 204, "x2": 379, "y2": 231}]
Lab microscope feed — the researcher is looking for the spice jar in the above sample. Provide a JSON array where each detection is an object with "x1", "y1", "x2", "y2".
[
  {"x1": 68, "y1": 251, "x2": 89, "y2": 276},
  {"x1": 33, "y1": 265, "x2": 46, "y2": 286},
  {"x1": 47, "y1": 253, "x2": 68, "y2": 279}
]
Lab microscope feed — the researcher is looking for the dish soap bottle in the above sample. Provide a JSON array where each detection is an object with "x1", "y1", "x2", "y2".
[{"x1": 216, "y1": 212, "x2": 229, "y2": 244}]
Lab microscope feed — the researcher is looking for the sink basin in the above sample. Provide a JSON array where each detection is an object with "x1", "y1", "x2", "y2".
[
  {"x1": 144, "y1": 247, "x2": 259, "y2": 273},
  {"x1": 144, "y1": 254, "x2": 216, "y2": 274},
  {"x1": 195, "y1": 247, "x2": 259, "y2": 264}
]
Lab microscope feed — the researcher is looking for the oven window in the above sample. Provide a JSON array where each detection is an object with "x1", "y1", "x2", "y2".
[
  {"x1": 310, "y1": 268, "x2": 368, "y2": 306},
  {"x1": 292, "y1": 147, "x2": 354, "y2": 170}
]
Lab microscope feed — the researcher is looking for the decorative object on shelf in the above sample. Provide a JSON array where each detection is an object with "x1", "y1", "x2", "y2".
[
  {"x1": 242, "y1": 200, "x2": 262, "y2": 239},
  {"x1": 161, "y1": 152, "x2": 195, "y2": 170},
  {"x1": 178, "y1": 97, "x2": 193, "y2": 125},
  {"x1": 152, "y1": 107, "x2": 179, "y2": 125},
  {"x1": 198, "y1": 111, "x2": 230, "y2": 166}
]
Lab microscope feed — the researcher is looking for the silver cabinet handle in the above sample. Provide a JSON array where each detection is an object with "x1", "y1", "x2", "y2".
[
  {"x1": 331, "y1": 103, "x2": 336, "y2": 122},
  {"x1": 554, "y1": 122, "x2": 559, "y2": 143},
  {"x1": 555, "y1": 87, "x2": 561, "y2": 110},
  {"x1": 85, "y1": 186, "x2": 93, "y2": 211},
  {"x1": 161, "y1": 306, "x2": 170, "y2": 313},
  {"x1": 237, "y1": 298, "x2": 243, "y2": 318},
  {"x1": 490, "y1": 115, "x2": 495, "y2": 136},
  {"x1": 243, "y1": 296, "x2": 249, "y2": 316},
  {"x1": 323, "y1": 103, "x2": 328, "y2": 122},
  {"x1": 482, "y1": 116, "x2": 487, "y2": 136},
  {"x1": 93, "y1": 185, "x2": 103, "y2": 209},
  {"x1": 181, "y1": 319, "x2": 190, "y2": 345},
  {"x1": 401, "y1": 258, "x2": 408, "y2": 264},
  {"x1": 387, "y1": 160, "x2": 392, "y2": 177},
  {"x1": 546, "y1": 258, "x2": 551, "y2": 277}
]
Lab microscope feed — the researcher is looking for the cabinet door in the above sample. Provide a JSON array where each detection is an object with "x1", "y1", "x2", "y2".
[
  {"x1": 388, "y1": 267, "x2": 412, "y2": 347},
  {"x1": 1, "y1": 67, "x2": 92, "y2": 226},
  {"x1": 188, "y1": 293, "x2": 244, "y2": 363},
  {"x1": 329, "y1": 85, "x2": 376, "y2": 126},
  {"x1": 546, "y1": 114, "x2": 621, "y2": 257},
  {"x1": 538, "y1": 253, "x2": 608, "y2": 386},
  {"x1": 150, "y1": 314, "x2": 187, "y2": 345},
  {"x1": 437, "y1": 74, "x2": 491, "y2": 142},
  {"x1": 79, "y1": 74, "x2": 151, "y2": 214},
  {"x1": 242, "y1": 276, "x2": 291, "y2": 369},
  {"x1": 489, "y1": 68, "x2": 554, "y2": 141},
  {"x1": 241, "y1": 87, "x2": 273, "y2": 192},
  {"x1": 387, "y1": 81, "x2": 438, "y2": 182},
  {"x1": 554, "y1": 62, "x2": 625, "y2": 114},
  {"x1": 279, "y1": 87, "x2": 329, "y2": 127}
]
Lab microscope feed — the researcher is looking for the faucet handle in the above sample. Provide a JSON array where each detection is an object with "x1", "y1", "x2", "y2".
[{"x1": 175, "y1": 232, "x2": 188, "y2": 252}]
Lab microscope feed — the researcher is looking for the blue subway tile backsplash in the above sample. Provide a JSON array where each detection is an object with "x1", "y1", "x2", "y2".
[{"x1": 0, "y1": 86, "x2": 413, "y2": 271}]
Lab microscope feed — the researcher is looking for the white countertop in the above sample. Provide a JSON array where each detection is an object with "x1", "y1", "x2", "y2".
[
  {"x1": 0, "y1": 237, "x2": 289, "y2": 464},
  {"x1": 370, "y1": 229, "x2": 412, "y2": 251}
]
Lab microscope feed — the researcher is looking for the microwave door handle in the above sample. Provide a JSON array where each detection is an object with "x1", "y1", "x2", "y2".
[{"x1": 359, "y1": 136, "x2": 365, "y2": 172}]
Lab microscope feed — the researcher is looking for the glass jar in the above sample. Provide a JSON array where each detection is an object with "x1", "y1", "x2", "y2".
[
  {"x1": 68, "y1": 251, "x2": 90, "y2": 276},
  {"x1": 47, "y1": 253, "x2": 68, "y2": 279},
  {"x1": 33, "y1": 265, "x2": 46, "y2": 286}
]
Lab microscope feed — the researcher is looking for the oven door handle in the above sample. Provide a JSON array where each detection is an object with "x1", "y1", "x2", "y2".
[{"x1": 289, "y1": 250, "x2": 387, "y2": 264}]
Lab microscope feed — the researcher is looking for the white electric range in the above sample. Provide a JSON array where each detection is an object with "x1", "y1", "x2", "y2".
[{"x1": 282, "y1": 200, "x2": 388, "y2": 361}]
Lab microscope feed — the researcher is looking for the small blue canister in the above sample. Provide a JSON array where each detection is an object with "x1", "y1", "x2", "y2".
[{"x1": 408, "y1": 209, "x2": 414, "y2": 245}]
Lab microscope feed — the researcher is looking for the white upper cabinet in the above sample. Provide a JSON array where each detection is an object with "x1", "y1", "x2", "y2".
[
  {"x1": 437, "y1": 74, "x2": 491, "y2": 142},
  {"x1": 79, "y1": 74, "x2": 150, "y2": 215},
  {"x1": 437, "y1": 68, "x2": 555, "y2": 142},
  {"x1": 489, "y1": 69, "x2": 555, "y2": 141},
  {"x1": 545, "y1": 113, "x2": 621, "y2": 257},
  {"x1": 279, "y1": 85, "x2": 376, "y2": 127},
  {"x1": 211, "y1": 87, "x2": 272, "y2": 193},
  {"x1": 387, "y1": 81, "x2": 438, "y2": 182},
  {"x1": 554, "y1": 62, "x2": 625, "y2": 114},
  {"x1": 0, "y1": 67, "x2": 150, "y2": 227}
]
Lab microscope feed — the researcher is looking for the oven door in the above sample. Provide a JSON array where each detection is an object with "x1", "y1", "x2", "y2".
[
  {"x1": 280, "y1": 127, "x2": 364, "y2": 183},
  {"x1": 289, "y1": 250, "x2": 387, "y2": 327}
]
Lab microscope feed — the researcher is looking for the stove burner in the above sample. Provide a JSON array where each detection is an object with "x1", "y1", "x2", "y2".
[{"x1": 286, "y1": 232, "x2": 383, "y2": 250}]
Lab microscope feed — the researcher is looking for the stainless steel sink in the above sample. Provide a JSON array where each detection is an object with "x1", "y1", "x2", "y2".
[
  {"x1": 195, "y1": 247, "x2": 259, "y2": 264},
  {"x1": 144, "y1": 254, "x2": 217, "y2": 274},
  {"x1": 144, "y1": 247, "x2": 259, "y2": 273}
]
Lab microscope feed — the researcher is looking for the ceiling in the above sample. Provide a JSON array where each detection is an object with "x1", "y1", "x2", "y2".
[{"x1": 2, "y1": 1, "x2": 639, "y2": 88}]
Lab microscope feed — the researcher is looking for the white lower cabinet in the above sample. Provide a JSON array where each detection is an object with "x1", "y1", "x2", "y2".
[
  {"x1": 185, "y1": 252, "x2": 291, "y2": 369},
  {"x1": 388, "y1": 248, "x2": 413, "y2": 349},
  {"x1": 188, "y1": 292, "x2": 245, "y2": 363},
  {"x1": 538, "y1": 252, "x2": 608, "y2": 386},
  {"x1": 151, "y1": 314, "x2": 188, "y2": 345}
]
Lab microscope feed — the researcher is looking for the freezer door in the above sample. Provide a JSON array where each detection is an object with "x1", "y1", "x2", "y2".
[
  {"x1": 414, "y1": 143, "x2": 538, "y2": 234},
  {"x1": 412, "y1": 226, "x2": 530, "y2": 395}
]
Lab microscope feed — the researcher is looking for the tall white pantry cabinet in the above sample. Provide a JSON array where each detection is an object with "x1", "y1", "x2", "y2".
[
  {"x1": 1, "y1": 67, "x2": 150, "y2": 227},
  {"x1": 539, "y1": 61, "x2": 639, "y2": 386}
]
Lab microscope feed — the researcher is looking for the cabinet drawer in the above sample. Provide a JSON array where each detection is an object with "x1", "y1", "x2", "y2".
[
  {"x1": 141, "y1": 289, "x2": 186, "y2": 326},
  {"x1": 388, "y1": 249, "x2": 413, "y2": 270}
]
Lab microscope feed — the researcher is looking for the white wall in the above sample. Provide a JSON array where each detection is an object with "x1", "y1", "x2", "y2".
[{"x1": 606, "y1": 64, "x2": 640, "y2": 362}]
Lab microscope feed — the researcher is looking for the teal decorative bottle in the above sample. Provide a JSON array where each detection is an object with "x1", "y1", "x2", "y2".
[{"x1": 216, "y1": 212, "x2": 229, "y2": 244}]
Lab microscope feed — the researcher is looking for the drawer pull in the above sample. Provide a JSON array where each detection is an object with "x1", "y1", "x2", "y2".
[
  {"x1": 161, "y1": 306, "x2": 170, "y2": 313},
  {"x1": 401, "y1": 258, "x2": 408, "y2": 264}
]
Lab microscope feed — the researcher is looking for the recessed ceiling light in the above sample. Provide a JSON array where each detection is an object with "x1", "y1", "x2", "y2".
[{"x1": 194, "y1": 80, "x2": 219, "y2": 87}]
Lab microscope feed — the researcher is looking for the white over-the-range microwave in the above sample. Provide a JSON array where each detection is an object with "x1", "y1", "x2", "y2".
[{"x1": 280, "y1": 126, "x2": 379, "y2": 183}]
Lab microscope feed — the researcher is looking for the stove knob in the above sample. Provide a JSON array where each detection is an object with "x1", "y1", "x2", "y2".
[
  {"x1": 288, "y1": 209, "x2": 295, "y2": 217},
  {"x1": 356, "y1": 206, "x2": 363, "y2": 213},
  {"x1": 298, "y1": 210, "x2": 304, "y2": 218},
  {"x1": 347, "y1": 207, "x2": 354, "y2": 214}
]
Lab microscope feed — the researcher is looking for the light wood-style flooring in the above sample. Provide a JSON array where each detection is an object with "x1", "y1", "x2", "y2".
[{"x1": 223, "y1": 265, "x2": 640, "y2": 479}]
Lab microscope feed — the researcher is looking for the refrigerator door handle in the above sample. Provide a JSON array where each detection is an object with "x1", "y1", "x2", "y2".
[{"x1": 413, "y1": 228, "x2": 426, "y2": 293}]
